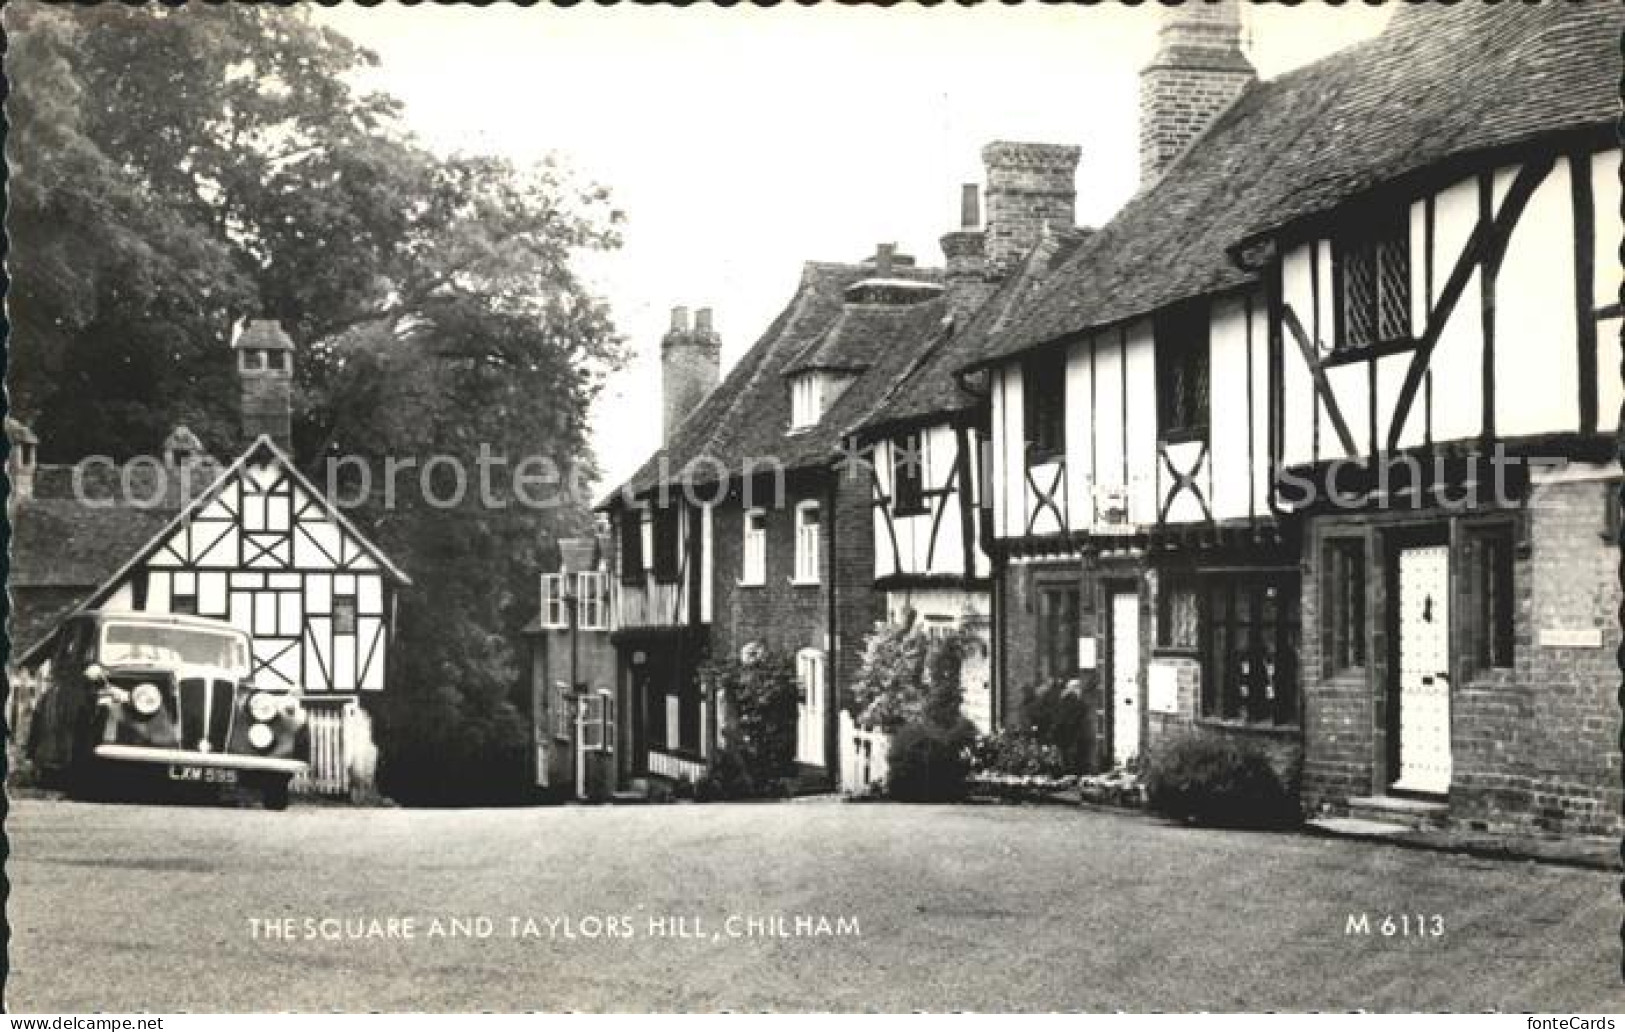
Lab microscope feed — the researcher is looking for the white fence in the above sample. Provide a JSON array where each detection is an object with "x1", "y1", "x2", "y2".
[{"x1": 838, "y1": 711, "x2": 891, "y2": 795}]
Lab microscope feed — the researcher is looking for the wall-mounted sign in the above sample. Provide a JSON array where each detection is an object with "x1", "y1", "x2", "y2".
[
  {"x1": 1148, "y1": 662, "x2": 1181, "y2": 715},
  {"x1": 1077, "y1": 636, "x2": 1098, "y2": 670},
  {"x1": 1538, "y1": 627, "x2": 1604, "y2": 649}
]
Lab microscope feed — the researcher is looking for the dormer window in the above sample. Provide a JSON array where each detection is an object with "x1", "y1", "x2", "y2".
[
  {"x1": 789, "y1": 372, "x2": 854, "y2": 430},
  {"x1": 1335, "y1": 211, "x2": 1412, "y2": 352}
]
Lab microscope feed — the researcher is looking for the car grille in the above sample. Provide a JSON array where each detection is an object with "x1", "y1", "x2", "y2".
[{"x1": 176, "y1": 677, "x2": 237, "y2": 753}]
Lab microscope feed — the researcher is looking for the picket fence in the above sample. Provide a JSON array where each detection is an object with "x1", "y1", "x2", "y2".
[{"x1": 838, "y1": 711, "x2": 891, "y2": 795}]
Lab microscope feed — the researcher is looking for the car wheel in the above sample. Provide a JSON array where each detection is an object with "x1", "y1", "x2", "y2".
[{"x1": 262, "y1": 777, "x2": 291, "y2": 811}]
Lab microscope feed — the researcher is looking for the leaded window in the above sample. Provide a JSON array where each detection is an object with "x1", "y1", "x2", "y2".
[{"x1": 1337, "y1": 213, "x2": 1412, "y2": 351}]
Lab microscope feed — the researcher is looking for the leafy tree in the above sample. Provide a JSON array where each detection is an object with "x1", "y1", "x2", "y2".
[{"x1": 6, "y1": 5, "x2": 627, "y2": 804}]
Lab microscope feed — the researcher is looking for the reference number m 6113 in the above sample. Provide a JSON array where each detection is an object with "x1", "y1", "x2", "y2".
[{"x1": 1345, "y1": 913, "x2": 1445, "y2": 937}]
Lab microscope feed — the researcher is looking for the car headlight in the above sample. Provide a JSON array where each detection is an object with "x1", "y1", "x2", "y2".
[
  {"x1": 248, "y1": 692, "x2": 280, "y2": 723},
  {"x1": 247, "y1": 723, "x2": 275, "y2": 751},
  {"x1": 130, "y1": 683, "x2": 164, "y2": 718}
]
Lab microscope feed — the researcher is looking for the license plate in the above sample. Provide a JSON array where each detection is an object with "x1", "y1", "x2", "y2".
[{"x1": 167, "y1": 765, "x2": 238, "y2": 785}]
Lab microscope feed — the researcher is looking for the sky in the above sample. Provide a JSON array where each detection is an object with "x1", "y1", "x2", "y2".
[{"x1": 314, "y1": 3, "x2": 1394, "y2": 491}]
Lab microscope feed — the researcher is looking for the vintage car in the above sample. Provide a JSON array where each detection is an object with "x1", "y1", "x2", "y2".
[{"x1": 26, "y1": 611, "x2": 309, "y2": 809}]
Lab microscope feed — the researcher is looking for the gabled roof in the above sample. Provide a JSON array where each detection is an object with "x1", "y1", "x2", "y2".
[
  {"x1": 969, "y1": 2, "x2": 1622, "y2": 370},
  {"x1": 607, "y1": 259, "x2": 946, "y2": 502}
]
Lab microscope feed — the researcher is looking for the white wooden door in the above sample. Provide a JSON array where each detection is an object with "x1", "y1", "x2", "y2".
[
  {"x1": 1110, "y1": 591, "x2": 1141, "y2": 768},
  {"x1": 1394, "y1": 545, "x2": 1452, "y2": 795},
  {"x1": 797, "y1": 650, "x2": 826, "y2": 767}
]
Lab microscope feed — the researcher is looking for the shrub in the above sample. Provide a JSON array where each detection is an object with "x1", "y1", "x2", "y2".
[
  {"x1": 849, "y1": 611, "x2": 976, "y2": 732},
  {"x1": 694, "y1": 748, "x2": 756, "y2": 802},
  {"x1": 971, "y1": 729, "x2": 1067, "y2": 777},
  {"x1": 1019, "y1": 676, "x2": 1097, "y2": 773},
  {"x1": 705, "y1": 647, "x2": 799, "y2": 789},
  {"x1": 886, "y1": 716, "x2": 977, "y2": 802},
  {"x1": 1143, "y1": 732, "x2": 1300, "y2": 829}
]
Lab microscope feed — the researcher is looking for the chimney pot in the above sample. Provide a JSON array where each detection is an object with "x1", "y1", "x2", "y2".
[
  {"x1": 874, "y1": 243, "x2": 896, "y2": 278},
  {"x1": 661, "y1": 303, "x2": 721, "y2": 444},
  {"x1": 960, "y1": 184, "x2": 981, "y2": 230}
]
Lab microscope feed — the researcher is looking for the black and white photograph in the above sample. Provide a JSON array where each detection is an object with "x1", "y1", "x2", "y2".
[{"x1": 3, "y1": 0, "x2": 1622, "y2": 1016}]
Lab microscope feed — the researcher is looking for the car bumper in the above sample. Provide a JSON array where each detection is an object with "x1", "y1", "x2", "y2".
[{"x1": 94, "y1": 745, "x2": 308, "y2": 776}]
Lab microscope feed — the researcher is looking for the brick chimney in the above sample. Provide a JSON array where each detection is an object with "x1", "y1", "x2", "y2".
[
  {"x1": 233, "y1": 319, "x2": 295, "y2": 452},
  {"x1": 982, "y1": 142, "x2": 1081, "y2": 275},
  {"x1": 1139, "y1": 0, "x2": 1256, "y2": 184},
  {"x1": 940, "y1": 183, "x2": 995, "y2": 321},
  {"x1": 661, "y1": 305, "x2": 721, "y2": 444}
]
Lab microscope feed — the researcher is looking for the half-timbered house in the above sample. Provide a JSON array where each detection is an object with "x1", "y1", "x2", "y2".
[
  {"x1": 964, "y1": 2, "x2": 1623, "y2": 833},
  {"x1": 846, "y1": 151, "x2": 1090, "y2": 735},
  {"x1": 9, "y1": 321, "x2": 410, "y2": 797}
]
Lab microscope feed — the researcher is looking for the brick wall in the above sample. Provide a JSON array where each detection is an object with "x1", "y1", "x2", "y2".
[
  {"x1": 1137, "y1": 0, "x2": 1254, "y2": 182},
  {"x1": 1298, "y1": 477, "x2": 1623, "y2": 836},
  {"x1": 982, "y1": 142, "x2": 1080, "y2": 273},
  {"x1": 708, "y1": 469, "x2": 879, "y2": 737},
  {"x1": 661, "y1": 309, "x2": 721, "y2": 445}
]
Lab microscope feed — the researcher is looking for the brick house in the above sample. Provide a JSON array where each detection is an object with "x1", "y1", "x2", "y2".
[
  {"x1": 7, "y1": 321, "x2": 411, "y2": 798},
  {"x1": 961, "y1": 1, "x2": 1622, "y2": 834},
  {"x1": 600, "y1": 257, "x2": 948, "y2": 788},
  {"x1": 520, "y1": 535, "x2": 617, "y2": 800}
]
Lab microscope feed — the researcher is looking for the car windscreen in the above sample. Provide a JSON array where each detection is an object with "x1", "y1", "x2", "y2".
[{"x1": 99, "y1": 623, "x2": 249, "y2": 675}]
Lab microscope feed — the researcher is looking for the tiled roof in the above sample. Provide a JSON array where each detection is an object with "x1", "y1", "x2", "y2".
[
  {"x1": 9, "y1": 495, "x2": 180, "y2": 658},
  {"x1": 971, "y1": 2, "x2": 1622, "y2": 368},
  {"x1": 235, "y1": 319, "x2": 295, "y2": 351},
  {"x1": 609, "y1": 259, "x2": 948, "y2": 500},
  {"x1": 850, "y1": 227, "x2": 1091, "y2": 437}
]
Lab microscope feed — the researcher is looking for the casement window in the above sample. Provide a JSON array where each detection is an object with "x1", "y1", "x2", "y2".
[
  {"x1": 332, "y1": 595, "x2": 359, "y2": 636},
  {"x1": 791, "y1": 375, "x2": 820, "y2": 429},
  {"x1": 652, "y1": 504, "x2": 681, "y2": 584},
  {"x1": 1201, "y1": 574, "x2": 1300, "y2": 726},
  {"x1": 891, "y1": 432, "x2": 927, "y2": 516},
  {"x1": 1156, "y1": 580, "x2": 1200, "y2": 652},
  {"x1": 576, "y1": 571, "x2": 608, "y2": 631},
  {"x1": 793, "y1": 501, "x2": 822, "y2": 584},
  {"x1": 619, "y1": 509, "x2": 645, "y2": 585},
  {"x1": 541, "y1": 574, "x2": 567, "y2": 629},
  {"x1": 1336, "y1": 211, "x2": 1412, "y2": 351},
  {"x1": 580, "y1": 691, "x2": 614, "y2": 752},
  {"x1": 1324, "y1": 539, "x2": 1367, "y2": 673},
  {"x1": 1035, "y1": 583, "x2": 1081, "y2": 683},
  {"x1": 1466, "y1": 525, "x2": 1515, "y2": 672},
  {"x1": 1154, "y1": 303, "x2": 1210, "y2": 440},
  {"x1": 171, "y1": 592, "x2": 199, "y2": 617},
  {"x1": 741, "y1": 508, "x2": 767, "y2": 586},
  {"x1": 1022, "y1": 350, "x2": 1067, "y2": 465},
  {"x1": 553, "y1": 684, "x2": 573, "y2": 739}
]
